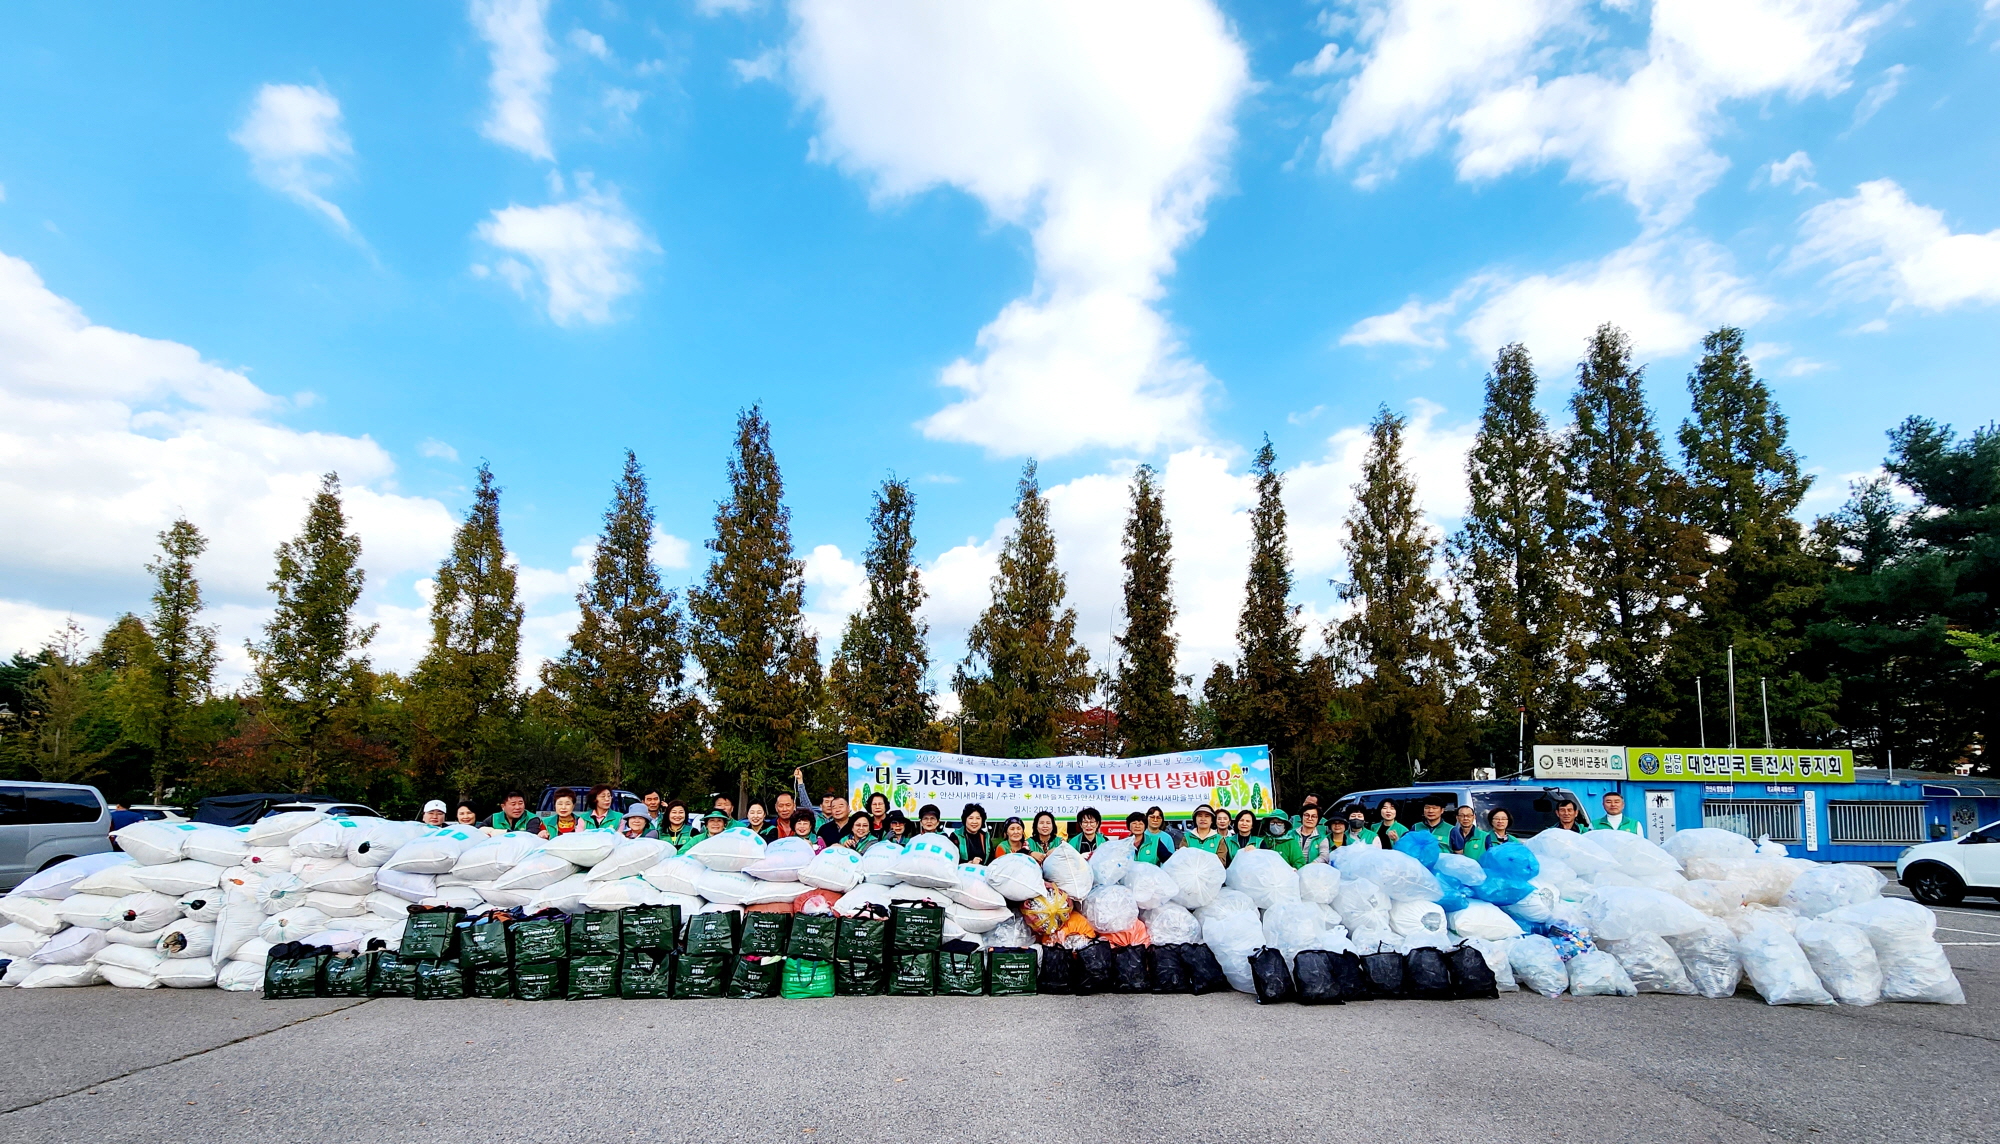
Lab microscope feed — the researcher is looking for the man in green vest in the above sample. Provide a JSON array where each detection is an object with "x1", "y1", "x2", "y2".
[
  {"x1": 1448, "y1": 804, "x2": 1487, "y2": 859},
  {"x1": 486, "y1": 792, "x2": 548, "y2": 837},
  {"x1": 1417, "y1": 797, "x2": 1456, "y2": 847},
  {"x1": 1592, "y1": 791, "x2": 1642, "y2": 836}
]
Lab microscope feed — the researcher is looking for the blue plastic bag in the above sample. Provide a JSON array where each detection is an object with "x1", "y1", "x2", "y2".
[{"x1": 1393, "y1": 829, "x2": 1440, "y2": 869}]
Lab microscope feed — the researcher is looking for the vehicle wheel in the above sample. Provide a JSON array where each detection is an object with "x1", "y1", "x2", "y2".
[
  {"x1": 36, "y1": 855, "x2": 76, "y2": 872},
  {"x1": 1904, "y1": 863, "x2": 1964, "y2": 906}
]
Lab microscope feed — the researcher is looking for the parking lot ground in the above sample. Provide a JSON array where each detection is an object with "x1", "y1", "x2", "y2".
[{"x1": 3, "y1": 890, "x2": 1994, "y2": 1144}]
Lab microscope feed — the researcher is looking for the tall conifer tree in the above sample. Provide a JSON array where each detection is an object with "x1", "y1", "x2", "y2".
[
  {"x1": 1112, "y1": 464, "x2": 1186, "y2": 755},
  {"x1": 1333, "y1": 407, "x2": 1461, "y2": 786},
  {"x1": 1566, "y1": 325, "x2": 1701, "y2": 743},
  {"x1": 413, "y1": 464, "x2": 525, "y2": 801},
  {"x1": 104, "y1": 520, "x2": 219, "y2": 800},
  {"x1": 250, "y1": 474, "x2": 374, "y2": 793},
  {"x1": 1671, "y1": 327, "x2": 1834, "y2": 744},
  {"x1": 545, "y1": 452, "x2": 686, "y2": 787},
  {"x1": 690, "y1": 408, "x2": 822, "y2": 803},
  {"x1": 829, "y1": 478, "x2": 934, "y2": 747},
  {"x1": 1449, "y1": 345, "x2": 1587, "y2": 764},
  {"x1": 955, "y1": 461, "x2": 1095, "y2": 757}
]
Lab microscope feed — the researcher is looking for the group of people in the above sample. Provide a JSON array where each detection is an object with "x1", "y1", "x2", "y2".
[{"x1": 418, "y1": 777, "x2": 1644, "y2": 871}]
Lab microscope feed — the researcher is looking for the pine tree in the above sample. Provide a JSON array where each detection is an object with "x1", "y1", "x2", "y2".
[
  {"x1": 1332, "y1": 407, "x2": 1462, "y2": 786},
  {"x1": 829, "y1": 478, "x2": 935, "y2": 747},
  {"x1": 412, "y1": 464, "x2": 525, "y2": 802},
  {"x1": 249, "y1": 474, "x2": 374, "y2": 793},
  {"x1": 110, "y1": 520, "x2": 221, "y2": 801},
  {"x1": 15, "y1": 621, "x2": 111, "y2": 784},
  {"x1": 544, "y1": 452, "x2": 686, "y2": 788},
  {"x1": 1670, "y1": 327, "x2": 1835, "y2": 745},
  {"x1": 1565, "y1": 324, "x2": 1702, "y2": 743},
  {"x1": 1112, "y1": 464, "x2": 1186, "y2": 755},
  {"x1": 955, "y1": 461, "x2": 1095, "y2": 757},
  {"x1": 689, "y1": 408, "x2": 822, "y2": 803},
  {"x1": 1205, "y1": 438, "x2": 1329, "y2": 790},
  {"x1": 1449, "y1": 345, "x2": 1587, "y2": 766}
]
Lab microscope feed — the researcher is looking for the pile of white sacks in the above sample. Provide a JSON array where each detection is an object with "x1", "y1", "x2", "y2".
[{"x1": 0, "y1": 815, "x2": 1965, "y2": 1006}]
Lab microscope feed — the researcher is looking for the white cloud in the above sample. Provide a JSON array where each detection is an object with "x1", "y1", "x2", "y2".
[
  {"x1": 231, "y1": 83, "x2": 355, "y2": 232},
  {"x1": 1347, "y1": 232, "x2": 1773, "y2": 360},
  {"x1": 418, "y1": 438, "x2": 459, "y2": 461},
  {"x1": 802, "y1": 543, "x2": 868, "y2": 645},
  {"x1": 0, "y1": 601, "x2": 109, "y2": 663},
  {"x1": 1851, "y1": 62, "x2": 1904, "y2": 126},
  {"x1": 474, "y1": 176, "x2": 655, "y2": 324},
  {"x1": 649, "y1": 526, "x2": 693, "y2": 570},
  {"x1": 784, "y1": 0, "x2": 1250, "y2": 457},
  {"x1": 471, "y1": 0, "x2": 558, "y2": 162},
  {"x1": 1317, "y1": 0, "x2": 1887, "y2": 223},
  {"x1": 1793, "y1": 179, "x2": 2000, "y2": 310},
  {"x1": 697, "y1": 0, "x2": 762, "y2": 14},
  {"x1": 1757, "y1": 150, "x2": 1818, "y2": 191},
  {"x1": 569, "y1": 28, "x2": 610, "y2": 60}
]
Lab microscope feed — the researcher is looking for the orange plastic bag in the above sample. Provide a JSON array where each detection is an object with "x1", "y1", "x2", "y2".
[
  {"x1": 1049, "y1": 911, "x2": 1097, "y2": 947},
  {"x1": 1102, "y1": 919, "x2": 1150, "y2": 947},
  {"x1": 791, "y1": 888, "x2": 841, "y2": 915}
]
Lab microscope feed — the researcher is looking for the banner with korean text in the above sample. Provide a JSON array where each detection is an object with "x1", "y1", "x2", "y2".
[{"x1": 847, "y1": 743, "x2": 1277, "y2": 822}]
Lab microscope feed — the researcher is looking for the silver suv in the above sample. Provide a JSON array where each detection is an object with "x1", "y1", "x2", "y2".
[{"x1": 0, "y1": 781, "x2": 112, "y2": 892}]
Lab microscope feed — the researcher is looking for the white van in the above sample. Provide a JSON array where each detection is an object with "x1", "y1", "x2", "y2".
[{"x1": 0, "y1": 781, "x2": 113, "y2": 892}]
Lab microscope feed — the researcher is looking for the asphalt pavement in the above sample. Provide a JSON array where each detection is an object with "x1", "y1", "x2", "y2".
[{"x1": 2, "y1": 897, "x2": 1994, "y2": 1144}]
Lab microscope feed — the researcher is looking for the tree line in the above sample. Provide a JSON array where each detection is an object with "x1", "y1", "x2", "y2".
[{"x1": 4, "y1": 329, "x2": 1995, "y2": 815}]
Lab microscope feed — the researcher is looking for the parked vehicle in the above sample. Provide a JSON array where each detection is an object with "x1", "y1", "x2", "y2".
[
  {"x1": 192, "y1": 793, "x2": 381, "y2": 826},
  {"x1": 1330, "y1": 782, "x2": 1589, "y2": 839},
  {"x1": 1897, "y1": 819, "x2": 2000, "y2": 905},
  {"x1": 537, "y1": 786, "x2": 641, "y2": 814},
  {"x1": 0, "y1": 780, "x2": 112, "y2": 892}
]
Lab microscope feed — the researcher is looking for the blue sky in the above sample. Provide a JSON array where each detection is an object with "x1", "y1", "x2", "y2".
[{"x1": 2, "y1": 1, "x2": 1997, "y2": 698}]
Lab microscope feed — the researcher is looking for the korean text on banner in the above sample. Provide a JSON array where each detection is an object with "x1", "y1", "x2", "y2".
[
  {"x1": 848, "y1": 744, "x2": 1277, "y2": 821},
  {"x1": 1627, "y1": 748, "x2": 1854, "y2": 783},
  {"x1": 1533, "y1": 745, "x2": 1628, "y2": 781}
]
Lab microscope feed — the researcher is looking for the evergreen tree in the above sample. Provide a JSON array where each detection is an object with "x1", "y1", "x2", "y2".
[
  {"x1": 1565, "y1": 324, "x2": 1702, "y2": 743},
  {"x1": 1669, "y1": 328, "x2": 1836, "y2": 746},
  {"x1": 689, "y1": 408, "x2": 822, "y2": 803},
  {"x1": 544, "y1": 452, "x2": 686, "y2": 788},
  {"x1": 1333, "y1": 407, "x2": 1462, "y2": 786},
  {"x1": 13, "y1": 622, "x2": 111, "y2": 784},
  {"x1": 1449, "y1": 344, "x2": 1587, "y2": 767},
  {"x1": 109, "y1": 521, "x2": 220, "y2": 801},
  {"x1": 250, "y1": 474, "x2": 375, "y2": 793},
  {"x1": 412, "y1": 464, "x2": 525, "y2": 802},
  {"x1": 1205, "y1": 438, "x2": 1330, "y2": 792},
  {"x1": 1112, "y1": 464, "x2": 1187, "y2": 755},
  {"x1": 955, "y1": 461, "x2": 1095, "y2": 757},
  {"x1": 829, "y1": 478, "x2": 935, "y2": 747}
]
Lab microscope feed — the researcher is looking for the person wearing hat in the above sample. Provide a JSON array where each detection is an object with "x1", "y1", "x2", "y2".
[
  {"x1": 1125, "y1": 811, "x2": 1172, "y2": 866},
  {"x1": 1261, "y1": 815, "x2": 1308, "y2": 869},
  {"x1": 421, "y1": 800, "x2": 449, "y2": 827},
  {"x1": 1416, "y1": 796, "x2": 1456, "y2": 847},
  {"x1": 1592, "y1": 792, "x2": 1641, "y2": 835},
  {"x1": 1180, "y1": 806, "x2": 1227, "y2": 861},
  {"x1": 700, "y1": 805, "x2": 733, "y2": 839},
  {"x1": 992, "y1": 816, "x2": 1030, "y2": 858},
  {"x1": 621, "y1": 804, "x2": 656, "y2": 839},
  {"x1": 881, "y1": 809, "x2": 911, "y2": 846},
  {"x1": 911, "y1": 803, "x2": 948, "y2": 841}
]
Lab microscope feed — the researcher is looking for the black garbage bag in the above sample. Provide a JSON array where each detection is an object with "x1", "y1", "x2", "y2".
[
  {"x1": 1182, "y1": 943, "x2": 1231, "y2": 995},
  {"x1": 1407, "y1": 946, "x2": 1455, "y2": 1000},
  {"x1": 1328, "y1": 950, "x2": 1369, "y2": 1001},
  {"x1": 1361, "y1": 949, "x2": 1409, "y2": 999},
  {"x1": 1076, "y1": 941, "x2": 1117, "y2": 996},
  {"x1": 1149, "y1": 944, "x2": 1190, "y2": 993},
  {"x1": 1248, "y1": 946, "x2": 1294, "y2": 1004},
  {"x1": 1112, "y1": 945, "x2": 1150, "y2": 993},
  {"x1": 1447, "y1": 944, "x2": 1500, "y2": 999},
  {"x1": 1039, "y1": 946, "x2": 1077, "y2": 994},
  {"x1": 1291, "y1": 949, "x2": 1345, "y2": 1005}
]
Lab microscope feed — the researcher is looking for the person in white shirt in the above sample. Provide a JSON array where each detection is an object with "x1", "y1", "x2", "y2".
[{"x1": 1591, "y1": 791, "x2": 1641, "y2": 836}]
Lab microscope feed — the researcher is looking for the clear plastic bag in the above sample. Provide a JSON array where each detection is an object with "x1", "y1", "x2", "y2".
[
  {"x1": 1524, "y1": 828, "x2": 1617, "y2": 877},
  {"x1": 1079, "y1": 885, "x2": 1139, "y2": 933},
  {"x1": 1508, "y1": 934, "x2": 1568, "y2": 997},
  {"x1": 1793, "y1": 918, "x2": 1883, "y2": 1006},
  {"x1": 1433, "y1": 852, "x2": 1486, "y2": 887},
  {"x1": 1331, "y1": 876, "x2": 1387, "y2": 921},
  {"x1": 1142, "y1": 903, "x2": 1202, "y2": 945},
  {"x1": 1193, "y1": 888, "x2": 1256, "y2": 929},
  {"x1": 1298, "y1": 863, "x2": 1341, "y2": 904},
  {"x1": 1447, "y1": 901, "x2": 1523, "y2": 941},
  {"x1": 1599, "y1": 933, "x2": 1695, "y2": 994},
  {"x1": 1661, "y1": 827, "x2": 1758, "y2": 867},
  {"x1": 1664, "y1": 919, "x2": 1742, "y2": 999},
  {"x1": 1735, "y1": 918, "x2": 1834, "y2": 1005},
  {"x1": 985, "y1": 915, "x2": 1036, "y2": 949},
  {"x1": 1581, "y1": 830, "x2": 1682, "y2": 880},
  {"x1": 1581, "y1": 886, "x2": 1711, "y2": 941},
  {"x1": 1041, "y1": 843, "x2": 1094, "y2": 900},
  {"x1": 1821, "y1": 898, "x2": 1965, "y2": 1005},
  {"x1": 1779, "y1": 864, "x2": 1887, "y2": 917},
  {"x1": 1338, "y1": 848, "x2": 1442, "y2": 903},
  {"x1": 1162, "y1": 846, "x2": 1224, "y2": 909},
  {"x1": 1124, "y1": 863, "x2": 1180, "y2": 911},
  {"x1": 1225, "y1": 848, "x2": 1302, "y2": 908},
  {"x1": 1566, "y1": 948, "x2": 1637, "y2": 996},
  {"x1": 1203, "y1": 909, "x2": 1264, "y2": 994},
  {"x1": 1087, "y1": 836, "x2": 1135, "y2": 887}
]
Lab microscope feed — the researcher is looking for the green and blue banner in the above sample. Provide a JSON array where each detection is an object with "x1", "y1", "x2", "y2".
[{"x1": 847, "y1": 744, "x2": 1277, "y2": 821}]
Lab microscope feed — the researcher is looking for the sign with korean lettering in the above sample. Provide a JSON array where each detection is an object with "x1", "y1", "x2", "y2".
[
  {"x1": 1533, "y1": 744, "x2": 1628, "y2": 780},
  {"x1": 1627, "y1": 748, "x2": 1854, "y2": 783},
  {"x1": 846, "y1": 743, "x2": 1278, "y2": 821}
]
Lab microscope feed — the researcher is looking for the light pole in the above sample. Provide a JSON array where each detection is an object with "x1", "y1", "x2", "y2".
[
  {"x1": 1726, "y1": 644, "x2": 1738, "y2": 750},
  {"x1": 1760, "y1": 677, "x2": 1772, "y2": 748},
  {"x1": 1696, "y1": 678, "x2": 1706, "y2": 748},
  {"x1": 1516, "y1": 705, "x2": 1526, "y2": 776}
]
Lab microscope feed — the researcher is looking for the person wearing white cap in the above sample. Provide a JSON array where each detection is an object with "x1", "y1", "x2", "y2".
[{"x1": 422, "y1": 799, "x2": 448, "y2": 827}]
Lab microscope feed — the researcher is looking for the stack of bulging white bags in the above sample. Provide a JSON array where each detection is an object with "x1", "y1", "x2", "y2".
[{"x1": 0, "y1": 812, "x2": 1966, "y2": 1008}]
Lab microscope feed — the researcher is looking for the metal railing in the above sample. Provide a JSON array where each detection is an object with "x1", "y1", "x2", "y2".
[
  {"x1": 1701, "y1": 799, "x2": 1803, "y2": 844},
  {"x1": 1827, "y1": 801, "x2": 1925, "y2": 845}
]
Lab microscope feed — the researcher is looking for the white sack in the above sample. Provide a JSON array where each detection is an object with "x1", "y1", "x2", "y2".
[
  {"x1": 345, "y1": 820, "x2": 430, "y2": 868},
  {"x1": 13, "y1": 852, "x2": 135, "y2": 896},
  {"x1": 155, "y1": 959, "x2": 220, "y2": 988},
  {"x1": 19, "y1": 962, "x2": 103, "y2": 988},
  {"x1": 580, "y1": 877, "x2": 674, "y2": 911},
  {"x1": 450, "y1": 833, "x2": 545, "y2": 881},
  {"x1": 589, "y1": 838, "x2": 671, "y2": 882},
  {"x1": 112, "y1": 821, "x2": 192, "y2": 865},
  {"x1": 1447, "y1": 902, "x2": 1523, "y2": 941},
  {"x1": 798, "y1": 847, "x2": 866, "y2": 893},
  {"x1": 32, "y1": 926, "x2": 107, "y2": 965},
  {"x1": 859, "y1": 842, "x2": 906, "y2": 886},
  {"x1": 304, "y1": 891, "x2": 368, "y2": 918},
  {"x1": 129, "y1": 861, "x2": 225, "y2": 897},
  {"x1": 381, "y1": 827, "x2": 483, "y2": 875},
  {"x1": 1388, "y1": 899, "x2": 1447, "y2": 937},
  {"x1": 492, "y1": 853, "x2": 578, "y2": 893},
  {"x1": 641, "y1": 856, "x2": 708, "y2": 897},
  {"x1": 687, "y1": 828, "x2": 766, "y2": 873},
  {"x1": 259, "y1": 908, "x2": 331, "y2": 943},
  {"x1": 1736, "y1": 918, "x2": 1834, "y2": 1005},
  {"x1": 1225, "y1": 848, "x2": 1300, "y2": 909},
  {"x1": 298, "y1": 862, "x2": 375, "y2": 896},
  {"x1": 0, "y1": 922, "x2": 48, "y2": 959},
  {"x1": 56, "y1": 894, "x2": 128, "y2": 930},
  {"x1": 154, "y1": 919, "x2": 217, "y2": 959},
  {"x1": 287, "y1": 816, "x2": 363, "y2": 859},
  {"x1": 180, "y1": 825, "x2": 254, "y2": 868},
  {"x1": 1080, "y1": 886, "x2": 1140, "y2": 934},
  {"x1": 0, "y1": 897, "x2": 65, "y2": 935},
  {"x1": 1086, "y1": 837, "x2": 1134, "y2": 887},
  {"x1": 372, "y1": 868, "x2": 437, "y2": 904},
  {"x1": 743, "y1": 838, "x2": 816, "y2": 882},
  {"x1": 890, "y1": 836, "x2": 962, "y2": 889},
  {"x1": 1794, "y1": 918, "x2": 1883, "y2": 1006},
  {"x1": 524, "y1": 873, "x2": 596, "y2": 915},
  {"x1": 1162, "y1": 846, "x2": 1223, "y2": 910},
  {"x1": 73, "y1": 860, "x2": 150, "y2": 897},
  {"x1": 543, "y1": 830, "x2": 620, "y2": 868},
  {"x1": 1142, "y1": 903, "x2": 1202, "y2": 944},
  {"x1": 985, "y1": 854, "x2": 1044, "y2": 902},
  {"x1": 1041, "y1": 843, "x2": 1093, "y2": 900},
  {"x1": 216, "y1": 960, "x2": 264, "y2": 991}
]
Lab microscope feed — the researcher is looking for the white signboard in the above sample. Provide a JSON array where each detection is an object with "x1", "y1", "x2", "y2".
[
  {"x1": 1533, "y1": 744, "x2": 1628, "y2": 780},
  {"x1": 1803, "y1": 789, "x2": 1819, "y2": 852},
  {"x1": 1645, "y1": 790, "x2": 1677, "y2": 842}
]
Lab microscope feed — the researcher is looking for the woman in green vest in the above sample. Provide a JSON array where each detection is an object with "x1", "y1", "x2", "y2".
[
  {"x1": 992, "y1": 817, "x2": 1030, "y2": 859},
  {"x1": 658, "y1": 800, "x2": 699, "y2": 852},
  {"x1": 1324, "y1": 816, "x2": 1352, "y2": 852},
  {"x1": 579, "y1": 785, "x2": 621, "y2": 831},
  {"x1": 1295, "y1": 806, "x2": 1329, "y2": 864},
  {"x1": 1180, "y1": 806, "x2": 1227, "y2": 861},
  {"x1": 953, "y1": 804, "x2": 993, "y2": 865},
  {"x1": 538, "y1": 789, "x2": 582, "y2": 836},
  {"x1": 1223, "y1": 809, "x2": 1259, "y2": 863},
  {"x1": 1358, "y1": 801, "x2": 1407, "y2": 848},
  {"x1": 1124, "y1": 812, "x2": 1172, "y2": 866},
  {"x1": 1025, "y1": 812, "x2": 1061, "y2": 863},
  {"x1": 744, "y1": 801, "x2": 776, "y2": 842},
  {"x1": 837, "y1": 811, "x2": 875, "y2": 855},
  {"x1": 1261, "y1": 816, "x2": 1309, "y2": 869},
  {"x1": 1485, "y1": 808, "x2": 1517, "y2": 850}
]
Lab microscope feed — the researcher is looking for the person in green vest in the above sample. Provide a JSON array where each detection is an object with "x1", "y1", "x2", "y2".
[
  {"x1": 537, "y1": 788, "x2": 582, "y2": 836},
  {"x1": 1592, "y1": 792, "x2": 1643, "y2": 836},
  {"x1": 1260, "y1": 816, "x2": 1308, "y2": 868},
  {"x1": 486, "y1": 792, "x2": 548, "y2": 837},
  {"x1": 1356, "y1": 801, "x2": 1407, "y2": 847},
  {"x1": 912, "y1": 804, "x2": 949, "y2": 842},
  {"x1": 1324, "y1": 815, "x2": 1353, "y2": 851},
  {"x1": 1551, "y1": 798, "x2": 1588, "y2": 833},
  {"x1": 658, "y1": 800, "x2": 700, "y2": 852},
  {"x1": 1448, "y1": 804, "x2": 1488, "y2": 860},
  {"x1": 698, "y1": 806, "x2": 732, "y2": 840},
  {"x1": 953, "y1": 804, "x2": 993, "y2": 865},
  {"x1": 1026, "y1": 811, "x2": 1062, "y2": 862},
  {"x1": 1223, "y1": 809, "x2": 1259, "y2": 863},
  {"x1": 621, "y1": 806, "x2": 656, "y2": 839},
  {"x1": 1294, "y1": 805, "x2": 1329, "y2": 863},
  {"x1": 837, "y1": 811, "x2": 876, "y2": 855},
  {"x1": 1417, "y1": 797, "x2": 1456, "y2": 847},
  {"x1": 1069, "y1": 808, "x2": 1106, "y2": 855},
  {"x1": 1288, "y1": 793, "x2": 1322, "y2": 832},
  {"x1": 1124, "y1": 812, "x2": 1172, "y2": 866},
  {"x1": 1180, "y1": 806, "x2": 1228, "y2": 859},
  {"x1": 579, "y1": 785, "x2": 622, "y2": 831}
]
